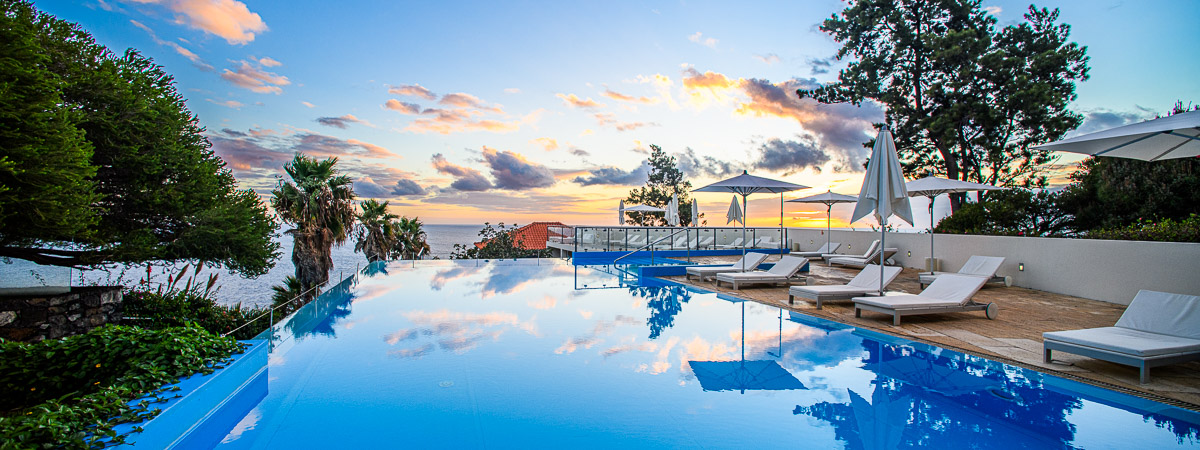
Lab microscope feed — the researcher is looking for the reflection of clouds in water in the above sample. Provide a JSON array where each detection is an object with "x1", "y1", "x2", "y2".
[
  {"x1": 479, "y1": 265, "x2": 571, "y2": 298},
  {"x1": 429, "y1": 266, "x2": 484, "y2": 290},
  {"x1": 388, "y1": 343, "x2": 435, "y2": 359},
  {"x1": 554, "y1": 314, "x2": 640, "y2": 354},
  {"x1": 528, "y1": 295, "x2": 557, "y2": 310},
  {"x1": 579, "y1": 310, "x2": 593, "y2": 319},
  {"x1": 221, "y1": 407, "x2": 263, "y2": 444},
  {"x1": 383, "y1": 309, "x2": 539, "y2": 356},
  {"x1": 601, "y1": 342, "x2": 658, "y2": 358},
  {"x1": 352, "y1": 283, "x2": 399, "y2": 304},
  {"x1": 342, "y1": 315, "x2": 372, "y2": 330},
  {"x1": 680, "y1": 336, "x2": 740, "y2": 377}
]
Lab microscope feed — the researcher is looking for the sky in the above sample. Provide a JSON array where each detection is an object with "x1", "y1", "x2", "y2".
[{"x1": 34, "y1": 0, "x2": 1200, "y2": 228}]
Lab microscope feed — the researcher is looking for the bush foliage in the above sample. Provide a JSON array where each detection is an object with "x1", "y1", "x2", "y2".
[
  {"x1": 1085, "y1": 214, "x2": 1200, "y2": 243},
  {"x1": 0, "y1": 325, "x2": 243, "y2": 448}
]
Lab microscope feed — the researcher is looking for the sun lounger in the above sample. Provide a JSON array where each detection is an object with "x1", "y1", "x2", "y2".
[
  {"x1": 754, "y1": 237, "x2": 781, "y2": 249},
  {"x1": 716, "y1": 237, "x2": 745, "y2": 249},
  {"x1": 684, "y1": 252, "x2": 769, "y2": 281},
  {"x1": 791, "y1": 242, "x2": 840, "y2": 260},
  {"x1": 852, "y1": 274, "x2": 993, "y2": 326},
  {"x1": 823, "y1": 240, "x2": 878, "y2": 263},
  {"x1": 828, "y1": 248, "x2": 897, "y2": 268},
  {"x1": 1043, "y1": 290, "x2": 1200, "y2": 384},
  {"x1": 713, "y1": 256, "x2": 809, "y2": 289},
  {"x1": 789, "y1": 265, "x2": 903, "y2": 309},
  {"x1": 697, "y1": 236, "x2": 714, "y2": 249},
  {"x1": 919, "y1": 255, "x2": 1010, "y2": 288}
]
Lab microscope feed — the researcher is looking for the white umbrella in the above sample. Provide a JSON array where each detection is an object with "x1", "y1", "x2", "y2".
[
  {"x1": 667, "y1": 193, "x2": 680, "y2": 226},
  {"x1": 618, "y1": 200, "x2": 625, "y2": 225},
  {"x1": 787, "y1": 190, "x2": 858, "y2": 252},
  {"x1": 852, "y1": 126, "x2": 913, "y2": 293},
  {"x1": 905, "y1": 177, "x2": 1006, "y2": 272},
  {"x1": 691, "y1": 198, "x2": 699, "y2": 227},
  {"x1": 623, "y1": 204, "x2": 666, "y2": 212},
  {"x1": 726, "y1": 195, "x2": 743, "y2": 225},
  {"x1": 1033, "y1": 109, "x2": 1200, "y2": 161},
  {"x1": 695, "y1": 170, "x2": 808, "y2": 258}
]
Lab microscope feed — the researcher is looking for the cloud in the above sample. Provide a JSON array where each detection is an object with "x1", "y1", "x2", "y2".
[
  {"x1": 531, "y1": 137, "x2": 559, "y2": 151},
  {"x1": 129, "y1": 19, "x2": 213, "y2": 70},
  {"x1": 431, "y1": 154, "x2": 493, "y2": 191},
  {"x1": 131, "y1": 0, "x2": 267, "y2": 44},
  {"x1": 570, "y1": 148, "x2": 590, "y2": 157},
  {"x1": 681, "y1": 67, "x2": 736, "y2": 90},
  {"x1": 316, "y1": 114, "x2": 369, "y2": 129},
  {"x1": 755, "y1": 53, "x2": 781, "y2": 65},
  {"x1": 206, "y1": 98, "x2": 243, "y2": 108},
  {"x1": 752, "y1": 137, "x2": 830, "y2": 174},
  {"x1": 439, "y1": 93, "x2": 488, "y2": 109},
  {"x1": 481, "y1": 147, "x2": 556, "y2": 190},
  {"x1": 353, "y1": 180, "x2": 391, "y2": 198},
  {"x1": 504, "y1": 88, "x2": 521, "y2": 94},
  {"x1": 254, "y1": 56, "x2": 281, "y2": 67},
  {"x1": 808, "y1": 57, "x2": 834, "y2": 75},
  {"x1": 392, "y1": 179, "x2": 427, "y2": 196},
  {"x1": 688, "y1": 31, "x2": 718, "y2": 49},
  {"x1": 556, "y1": 93, "x2": 604, "y2": 109},
  {"x1": 675, "y1": 147, "x2": 742, "y2": 178},
  {"x1": 404, "y1": 102, "x2": 540, "y2": 135},
  {"x1": 384, "y1": 99, "x2": 422, "y2": 114},
  {"x1": 220, "y1": 59, "x2": 289, "y2": 94},
  {"x1": 301, "y1": 101, "x2": 316, "y2": 108},
  {"x1": 601, "y1": 89, "x2": 659, "y2": 105},
  {"x1": 208, "y1": 127, "x2": 399, "y2": 185},
  {"x1": 983, "y1": 5, "x2": 1002, "y2": 15},
  {"x1": 388, "y1": 84, "x2": 437, "y2": 100},
  {"x1": 1068, "y1": 109, "x2": 1154, "y2": 138},
  {"x1": 572, "y1": 161, "x2": 650, "y2": 186},
  {"x1": 592, "y1": 112, "x2": 659, "y2": 132}
]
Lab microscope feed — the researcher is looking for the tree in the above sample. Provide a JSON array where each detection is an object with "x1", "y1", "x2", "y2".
[
  {"x1": 450, "y1": 223, "x2": 548, "y2": 259},
  {"x1": 395, "y1": 216, "x2": 430, "y2": 260},
  {"x1": 354, "y1": 199, "x2": 399, "y2": 263},
  {"x1": 1056, "y1": 102, "x2": 1200, "y2": 232},
  {"x1": 624, "y1": 145, "x2": 697, "y2": 226},
  {"x1": 0, "y1": 0, "x2": 279, "y2": 276},
  {"x1": 800, "y1": 1, "x2": 1089, "y2": 210},
  {"x1": 934, "y1": 188, "x2": 1070, "y2": 237},
  {"x1": 271, "y1": 154, "x2": 356, "y2": 290}
]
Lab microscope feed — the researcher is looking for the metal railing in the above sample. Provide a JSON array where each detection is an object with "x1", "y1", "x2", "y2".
[
  {"x1": 613, "y1": 228, "x2": 690, "y2": 265},
  {"x1": 548, "y1": 225, "x2": 788, "y2": 254}
]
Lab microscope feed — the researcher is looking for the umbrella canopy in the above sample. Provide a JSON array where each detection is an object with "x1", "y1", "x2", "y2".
[
  {"x1": 623, "y1": 204, "x2": 666, "y2": 212},
  {"x1": 696, "y1": 170, "x2": 808, "y2": 257},
  {"x1": 618, "y1": 200, "x2": 625, "y2": 225},
  {"x1": 1033, "y1": 109, "x2": 1200, "y2": 161},
  {"x1": 852, "y1": 126, "x2": 913, "y2": 293},
  {"x1": 788, "y1": 190, "x2": 858, "y2": 251},
  {"x1": 874, "y1": 353, "x2": 1000, "y2": 397},
  {"x1": 849, "y1": 388, "x2": 910, "y2": 450},
  {"x1": 726, "y1": 196, "x2": 743, "y2": 225},
  {"x1": 689, "y1": 360, "x2": 806, "y2": 393},
  {"x1": 905, "y1": 177, "x2": 1006, "y2": 271}
]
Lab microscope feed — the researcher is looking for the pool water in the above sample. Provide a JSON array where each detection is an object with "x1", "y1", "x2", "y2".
[{"x1": 214, "y1": 260, "x2": 1200, "y2": 448}]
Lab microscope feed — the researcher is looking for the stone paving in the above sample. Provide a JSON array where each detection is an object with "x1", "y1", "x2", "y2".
[{"x1": 664, "y1": 254, "x2": 1200, "y2": 410}]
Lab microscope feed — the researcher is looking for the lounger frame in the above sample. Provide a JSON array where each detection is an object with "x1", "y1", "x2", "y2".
[
  {"x1": 854, "y1": 301, "x2": 997, "y2": 326},
  {"x1": 790, "y1": 289, "x2": 878, "y2": 309},
  {"x1": 1043, "y1": 339, "x2": 1200, "y2": 384},
  {"x1": 714, "y1": 274, "x2": 806, "y2": 290}
]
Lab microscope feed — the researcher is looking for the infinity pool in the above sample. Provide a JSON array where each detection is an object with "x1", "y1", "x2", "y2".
[{"x1": 214, "y1": 260, "x2": 1199, "y2": 448}]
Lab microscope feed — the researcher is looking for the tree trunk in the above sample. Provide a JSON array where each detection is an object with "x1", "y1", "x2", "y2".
[{"x1": 292, "y1": 229, "x2": 333, "y2": 291}]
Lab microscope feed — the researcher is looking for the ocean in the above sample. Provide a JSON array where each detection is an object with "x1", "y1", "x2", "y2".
[{"x1": 0, "y1": 223, "x2": 486, "y2": 308}]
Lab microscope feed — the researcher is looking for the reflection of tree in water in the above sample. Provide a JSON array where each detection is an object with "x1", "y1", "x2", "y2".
[
  {"x1": 796, "y1": 340, "x2": 1090, "y2": 449},
  {"x1": 1142, "y1": 414, "x2": 1200, "y2": 444},
  {"x1": 628, "y1": 284, "x2": 693, "y2": 339},
  {"x1": 283, "y1": 277, "x2": 357, "y2": 339}
]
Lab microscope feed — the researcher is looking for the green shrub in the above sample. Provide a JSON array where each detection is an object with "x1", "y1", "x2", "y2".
[
  {"x1": 121, "y1": 289, "x2": 271, "y2": 340},
  {"x1": 1085, "y1": 214, "x2": 1200, "y2": 243},
  {"x1": 0, "y1": 325, "x2": 243, "y2": 448}
]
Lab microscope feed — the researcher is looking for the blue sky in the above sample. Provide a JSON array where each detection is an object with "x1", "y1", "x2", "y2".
[{"x1": 35, "y1": 0, "x2": 1200, "y2": 226}]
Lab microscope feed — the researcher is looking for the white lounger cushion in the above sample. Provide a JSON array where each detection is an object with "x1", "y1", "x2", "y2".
[
  {"x1": 854, "y1": 274, "x2": 988, "y2": 310},
  {"x1": 714, "y1": 256, "x2": 808, "y2": 287},
  {"x1": 685, "y1": 252, "x2": 768, "y2": 279},
  {"x1": 790, "y1": 265, "x2": 902, "y2": 300},
  {"x1": 1044, "y1": 327, "x2": 1200, "y2": 358},
  {"x1": 792, "y1": 242, "x2": 840, "y2": 257},
  {"x1": 919, "y1": 255, "x2": 1005, "y2": 284},
  {"x1": 1115, "y1": 290, "x2": 1200, "y2": 340}
]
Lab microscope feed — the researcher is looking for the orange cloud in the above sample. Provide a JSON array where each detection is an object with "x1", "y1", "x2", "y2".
[
  {"x1": 531, "y1": 137, "x2": 559, "y2": 151},
  {"x1": 556, "y1": 93, "x2": 604, "y2": 109},
  {"x1": 388, "y1": 84, "x2": 437, "y2": 100},
  {"x1": 220, "y1": 60, "x2": 289, "y2": 94},
  {"x1": 130, "y1": 0, "x2": 267, "y2": 44},
  {"x1": 602, "y1": 88, "x2": 659, "y2": 105},
  {"x1": 384, "y1": 99, "x2": 421, "y2": 114}
]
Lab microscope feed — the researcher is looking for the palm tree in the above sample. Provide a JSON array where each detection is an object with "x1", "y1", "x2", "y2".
[
  {"x1": 271, "y1": 154, "x2": 356, "y2": 291},
  {"x1": 354, "y1": 199, "x2": 399, "y2": 262},
  {"x1": 395, "y1": 216, "x2": 430, "y2": 259}
]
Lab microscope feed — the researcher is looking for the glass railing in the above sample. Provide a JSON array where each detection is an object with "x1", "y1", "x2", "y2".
[{"x1": 546, "y1": 226, "x2": 789, "y2": 253}]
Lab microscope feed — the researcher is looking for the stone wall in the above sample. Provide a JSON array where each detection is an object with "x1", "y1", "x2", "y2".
[{"x1": 0, "y1": 287, "x2": 123, "y2": 341}]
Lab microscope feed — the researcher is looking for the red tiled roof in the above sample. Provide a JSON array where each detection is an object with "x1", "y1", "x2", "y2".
[{"x1": 474, "y1": 222, "x2": 569, "y2": 251}]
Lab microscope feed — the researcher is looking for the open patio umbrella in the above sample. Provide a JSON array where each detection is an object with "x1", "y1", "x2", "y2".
[
  {"x1": 904, "y1": 177, "x2": 1006, "y2": 273},
  {"x1": 695, "y1": 170, "x2": 808, "y2": 258},
  {"x1": 688, "y1": 302, "x2": 806, "y2": 394},
  {"x1": 787, "y1": 190, "x2": 858, "y2": 253},
  {"x1": 618, "y1": 200, "x2": 625, "y2": 225},
  {"x1": 1033, "y1": 109, "x2": 1200, "y2": 161},
  {"x1": 852, "y1": 126, "x2": 913, "y2": 293}
]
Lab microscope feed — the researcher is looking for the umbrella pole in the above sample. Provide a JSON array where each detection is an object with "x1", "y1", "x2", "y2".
[
  {"x1": 741, "y1": 193, "x2": 748, "y2": 265},
  {"x1": 929, "y1": 196, "x2": 935, "y2": 274},
  {"x1": 780, "y1": 194, "x2": 785, "y2": 260},
  {"x1": 826, "y1": 203, "x2": 833, "y2": 253}
]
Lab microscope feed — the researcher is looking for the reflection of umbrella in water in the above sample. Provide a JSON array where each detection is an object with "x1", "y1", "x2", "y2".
[
  {"x1": 688, "y1": 302, "x2": 806, "y2": 394},
  {"x1": 849, "y1": 388, "x2": 911, "y2": 450},
  {"x1": 868, "y1": 341, "x2": 1001, "y2": 397}
]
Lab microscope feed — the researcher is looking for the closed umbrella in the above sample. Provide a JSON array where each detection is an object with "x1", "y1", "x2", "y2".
[
  {"x1": 852, "y1": 126, "x2": 913, "y2": 293},
  {"x1": 618, "y1": 200, "x2": 625, "y2": 225},
  {"x1": 667, "y1": 193, "x2": 680, "y2": 226},
  {"x1": 695, "y1": 170, "x2": 808, "y2": 258},
  {"x1": 1033, "y1": 109, "x2": 1200, "y2": 161},
  {"x1": 787, "y1": 190, "x2": 858, "y2": 252},
  {"x1": 904, "y1": 177, "x2": 1006, "y2": 272},
  {"x1": 691, "y1": 198, "x2": 699, "y2": 227},
  {"x1": 726, "y1": 195, "x2": 743, "y2": 225}
]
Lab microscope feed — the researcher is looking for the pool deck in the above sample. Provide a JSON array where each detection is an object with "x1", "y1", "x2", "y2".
[{"x1": 663, "y1": 255, "x2": 1200, "y2": 411}]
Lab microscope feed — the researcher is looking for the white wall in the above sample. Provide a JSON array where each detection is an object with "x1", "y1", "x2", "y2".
[{"x1": 786, "y1": 228, "x2": 1200, "y2": 305}]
